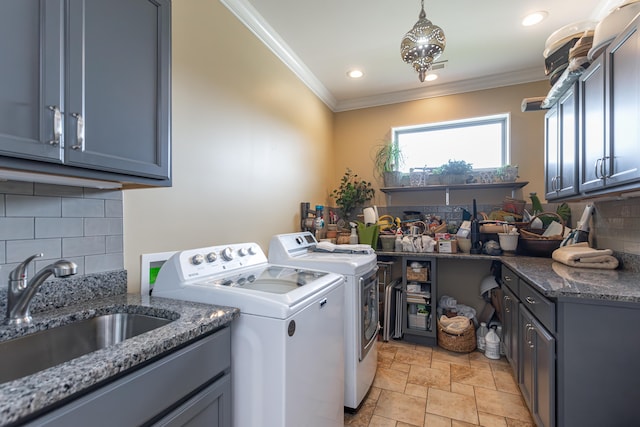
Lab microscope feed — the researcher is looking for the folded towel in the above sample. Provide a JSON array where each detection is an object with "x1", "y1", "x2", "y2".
[
  {"x1": 315, "y1": 241, "x2": 374, "y2": 254},
  {"x1": 552, "y1": 262, "x2": 619, "y2": 286},
  {"x1": 439, "y1": 315, "x2": 470, "y2": 334},
  {"x1": 552, "y1": 242, "x2": 619, "y2": 269}
]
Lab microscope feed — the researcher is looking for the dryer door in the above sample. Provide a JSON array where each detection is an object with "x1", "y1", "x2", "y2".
[{"x1": 360, "y1": 266, "x2": 379, "y2": 360}]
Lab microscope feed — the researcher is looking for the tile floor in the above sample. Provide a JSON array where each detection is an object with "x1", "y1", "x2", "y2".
[{"x1": 344, "y1": 339, "x2": 535, "y2": 427}]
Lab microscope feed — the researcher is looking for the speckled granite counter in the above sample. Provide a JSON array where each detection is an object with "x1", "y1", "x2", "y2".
[
  {"x1": 0, "y1": 271, "x2": 239, "y2": 426},
  {"x1": 376, "y1": 250, "x2": 640, "y2": 304}
]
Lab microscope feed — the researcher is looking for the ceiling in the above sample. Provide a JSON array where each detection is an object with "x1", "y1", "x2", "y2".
[{"x1": 220, "y1": 0, "x2": 625, "y2": 112}]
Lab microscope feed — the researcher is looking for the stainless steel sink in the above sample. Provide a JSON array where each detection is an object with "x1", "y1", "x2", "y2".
[{"x1": 0, "y1": 313, "x2": 172, "y2": 384}]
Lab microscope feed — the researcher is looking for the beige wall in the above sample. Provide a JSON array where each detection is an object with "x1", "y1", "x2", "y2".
[
  {"x1": 332, "y1": 81, "x2": 551, "y2": 208},
  {"x1": 123, "y1": 0, "x2": 334, "y2": 292}
]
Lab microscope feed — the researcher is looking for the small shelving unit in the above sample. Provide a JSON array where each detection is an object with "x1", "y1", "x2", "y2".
[
  {"x1": 380, "y1": 181, "x2": 529, "y2": 205},
  {"x1": 402, "y1": 257, "x2": 437, "y2": 346}
]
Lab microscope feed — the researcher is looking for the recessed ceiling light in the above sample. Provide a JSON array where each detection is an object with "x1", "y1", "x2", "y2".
[
  {"x1": 424, "y1": 73, "x2": 438, "y2": 82},
  {"x1": 347, "y1": 69, "x2": 364, "y2": 79},
  {"x1": 522, "y1": 11, "x2": 548, "y2": 27}
]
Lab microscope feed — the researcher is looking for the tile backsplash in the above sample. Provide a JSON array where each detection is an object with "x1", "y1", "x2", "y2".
[{"x1": 0, "y1": 181, "x2": 123, "y2": 277}]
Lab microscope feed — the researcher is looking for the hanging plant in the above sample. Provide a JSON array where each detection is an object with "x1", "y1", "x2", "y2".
[{"x1": 331, "y1": 168, "x2": 375, "y2": 220}]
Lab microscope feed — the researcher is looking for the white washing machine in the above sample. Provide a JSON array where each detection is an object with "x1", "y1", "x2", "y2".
[
  {"x1": 153, "y1": 242, "x2": 345, "y2": 427},
  {"x1": 268, "y1": 232, "x2": 379, "y2": 411}
]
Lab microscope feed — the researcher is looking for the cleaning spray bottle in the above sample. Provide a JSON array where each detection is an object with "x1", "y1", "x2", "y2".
[
  {"x1": 394, "y1": 228, "x2": 403, "y2": 252},
  {"x1": 349, "y1": 222, "x2": 358, "y2": 244}
]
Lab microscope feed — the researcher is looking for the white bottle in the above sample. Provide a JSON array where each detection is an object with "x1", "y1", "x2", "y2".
[
  {"x1": 349, "y1": 225, "x2": 358, "y2": 244},
  {"x1": 394, "y1": 229, "x2": 403, "y2": 252},
  {"x1": 484, "y1": 328, "x2": 501, "y2": 360},
  {"x1": 496, "y1": 325, "x2": 505, "y2": 355},
  {"x1": 477, "y1": 322, "x2": 488, "y2": 351}
]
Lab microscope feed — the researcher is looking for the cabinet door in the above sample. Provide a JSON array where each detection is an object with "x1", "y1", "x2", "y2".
[
  {"x1": 501, "y1": 284, "x2": 518, "y2": 376},
  {"x1": 0, "y1": 0, "x2": 64, "y2": 162},
  {"x1": 519, "y1": 306, "x2": 556, "y2": 427},
  {"x1": 544, "y1": 105, "x2": 559, "y2": 200},
  {"x1": 66, "y1": 0, "x2": 171, "y2": 180},
  {"x1": 606, "y1": 19, "x2": 640, "y2": 187},
  {"x1": 579, "y1": 55, "x2": 607, "y2": 192},
  {"x1": 557, "y1": 87, "x2": 578, "y2": 198}
]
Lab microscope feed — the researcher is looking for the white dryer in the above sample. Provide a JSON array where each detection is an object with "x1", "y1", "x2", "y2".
[
  {"x1": 268, "y1": 232, "x2": 379, "y2": 411},
  {"x1": 153, "y1": 242, "x2": 345, "y2": 427}
]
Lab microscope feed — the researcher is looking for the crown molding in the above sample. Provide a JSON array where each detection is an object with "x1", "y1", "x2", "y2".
[
  {"x1": 334, "y1": 67, "x2": 548, "y2": 112},
  {"x1": 219, "y1": 0, "x2": 337, "y2": 110}
]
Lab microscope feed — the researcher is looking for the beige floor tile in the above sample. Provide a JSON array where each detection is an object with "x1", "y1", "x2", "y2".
[
  {"x1": 451, "y1": 420, "x2": 479, "y2": 427},
  {"x1": 478, "y1": 411, "x2": 508, "y2": 427},
  {"x1": 426, "y1": 388, "x2": 479, "y2": 424},
  {"x1": 474, "y1": 388, "x2": 532, "y2": 422},
  {"x1": 431, "y1": 348, "x2": 471, "y2": 367},
  {"x1": 408, "y1": 364, "x2": 451, "y2": 390},
  {"x1": 374, "y1": 389, "x2": 426, "y2": 426},
  {"x1": 450, "y1": 381, "x2": 475, "y2": 397},
  {"x1": 379, "y1": 348, "x2": 397, "y2": 363},
  {"x1": 487, "y1": 358, "x2": 512, "y2": 373},
  {"x1": 369, "y1": 414, "x2": 398, "y2": 426},
  {"x1": 424, "y1": 413, "x2": 452, "y2": 427},
  {"x1": 505, "y1": 418, "x2": 535, "y2": 427},
  {"x1": 366, "y1": 386, "x2": 382, "y2": 403},
  {"x1": 451, "y1": 364, "x2": 496, "y2": 390},
  {"x1": 397, "y1": 422, "x2": 422, "y2": 427},
  {"x1": 378, "y1": 358, "x2": 394, "y2": 369},
  {"x1": 491, "y1": 369, "x2": 519, "y2": 394},
  {"x1": 395, "y1": 348, "x2": 433, "y2": 365},
  {"x1": 469, "y1": 358, "x2": 492, "y2": 371},
  {"x1": 430, "y1": 359, "x2": 452, "y2": 371},
  {"x1": 391, "y1": 361, "x2": 412, "y2": 373},
  {"x1": 405, "y1": 382, "x2": 428, "y2": 398},
  {"x1": 344, "y1": 398, "x2": 376, "y2": 426},
  {"x1": 373, "y1": 367, "x2": 408, "y2": 393}
]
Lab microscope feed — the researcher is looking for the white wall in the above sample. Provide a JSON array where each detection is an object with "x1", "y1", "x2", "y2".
[{"x1": 123, "y1": 0, "x2": 334, "y2": 292}]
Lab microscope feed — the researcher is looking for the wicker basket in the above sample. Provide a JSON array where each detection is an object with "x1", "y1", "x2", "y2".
[
  {"x1": 437, "y1": 317, "x2": 477, "y2": 353},
  {"x1": 518, "y1": 212, "x2": 565, "y2": 257},
  {"x1": 407, "y1": 267, "x2": 429, "y2": 282}
]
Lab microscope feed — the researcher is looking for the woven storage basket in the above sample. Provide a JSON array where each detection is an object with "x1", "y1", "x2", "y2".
[
  {"x1": 519, "y1": 212, "x2": 565, "y2": 257},
  {"x1": 437, "y1": 317, "x2": 477, "y2": 353},
  {"x1": 406, "y1": 267, "x2": 429, "y2": 282}
]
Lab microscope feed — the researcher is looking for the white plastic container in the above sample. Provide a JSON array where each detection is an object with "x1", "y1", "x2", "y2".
[
  {"x1": 476, "y1": 322, "x2": 488, "y2": 351},
  {"x1": 485, "y1": 328, "x2": 501, "y2": 360},
  {"x1": 498, "y1": 233, "x2": 519, "y2": 252}
]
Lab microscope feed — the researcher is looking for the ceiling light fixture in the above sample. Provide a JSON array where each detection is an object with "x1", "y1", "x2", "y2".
[
  {"x1": 522, "y1": 11, "x2": 548, "y2": 27},
  {"x1": 347, "y1": 69, "x2": 364, "y2": 79},
  {"x1": 424, "y1": 73, "x2": 438, "y2": 82},
  {"x1": 401, "y1": 0, "x2": 446, "y2": 82}
]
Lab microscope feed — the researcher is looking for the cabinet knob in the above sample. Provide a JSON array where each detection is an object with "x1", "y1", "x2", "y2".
[
  {"x1": 47, "y1": 106, "x2": 62, "y2": 146},
  {"x1": 70, "y1": 113, "x2": 85, "y2": 151}
]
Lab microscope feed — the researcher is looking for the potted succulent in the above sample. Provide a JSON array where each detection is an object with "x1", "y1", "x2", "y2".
[
  {"x1": 496, "y1": 164, "x2": 519, "y2": 182},
  {"x1": 331, "y1": 168, "x2": 375, "y2": 221},
  {"x1": 374, "y1": 142, "x2": 404, "y2": 187},
  {"x1": 434, "y1": 159, "x2": 473, "y2": 185}
]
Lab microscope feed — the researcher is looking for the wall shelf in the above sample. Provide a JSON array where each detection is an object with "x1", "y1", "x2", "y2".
[{"x1": 380, "y1": 181, "x2": 529, "y2": 205}]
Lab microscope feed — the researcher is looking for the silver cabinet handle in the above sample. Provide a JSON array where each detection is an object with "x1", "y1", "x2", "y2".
[
  {"x1": 594, "y1": 158, "x2": 601, "y2": 179},
  {"x1": 504, "y1": 295, "x2": 511, "y2": 313},
  {"x1": 525, "y1": 296, "x2": 536, "y2": 305},
  {"x1": 70, "y1": 113, "x2": 85, "y2": 151},
  {"x1": 526, "y1": 324, "x2": 535, "y2": 349},
  {"x1": 602, "y1": 156, "x2": 609, "y2": 178},
  {"x1": 47, "y1": 106, "x2": 62, "y2": 146}
]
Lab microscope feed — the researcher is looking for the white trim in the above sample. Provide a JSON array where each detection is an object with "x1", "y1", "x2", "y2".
[
  {"x1": 140, "y1": 251, "x2": 176, "y2": 296},
  {"x1": 219, "y1": 0, "x2": 337, "y2": 109}
]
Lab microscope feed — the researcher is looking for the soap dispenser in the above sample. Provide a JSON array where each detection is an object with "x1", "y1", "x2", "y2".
[{"x1": 349, "y1": 223, "x2": 358, "y2": 244}]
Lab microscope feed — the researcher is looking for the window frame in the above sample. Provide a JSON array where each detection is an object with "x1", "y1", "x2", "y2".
[{"x1": 392, "y1": 113, "x2": 510, "y2": 173}]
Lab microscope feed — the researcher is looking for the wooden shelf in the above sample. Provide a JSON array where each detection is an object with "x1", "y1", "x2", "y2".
[{"x1": 380, "y1": 181, "x2": 529, "y2": 205}]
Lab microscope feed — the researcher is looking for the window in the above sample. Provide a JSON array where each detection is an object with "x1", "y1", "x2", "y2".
[{"x1": 393, "y1": 114, "x2": 509, "y2": 173}]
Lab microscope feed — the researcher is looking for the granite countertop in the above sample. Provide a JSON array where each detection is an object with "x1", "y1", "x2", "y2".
[
  {"x1": 0, "y1": 273, "x2": 239, "y2": 426},
  {"x1": 376, "y1": 250, "x2": 640, "y2": 304}
]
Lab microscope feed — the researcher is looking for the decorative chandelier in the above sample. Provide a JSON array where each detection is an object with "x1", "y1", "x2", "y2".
[{"x1": 400, "y1": 0, "x2": 446, "y2": 82}]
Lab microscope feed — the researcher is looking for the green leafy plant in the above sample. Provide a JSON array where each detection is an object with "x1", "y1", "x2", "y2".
[
  {"x1": 435, "y1": 159, "x2": 473, "y2": 175},
  {"x1": 331, "y1": 168, "x2": 375, "y2": 220},
  {"x1": 374, "y1": 142, "x2": 403, "y2": 177}
]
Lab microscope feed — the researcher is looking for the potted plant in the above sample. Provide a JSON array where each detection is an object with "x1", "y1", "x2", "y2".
[
  {"x1": 435, "y1": 159, "x2": 473, "y2": 185},
  {"x1": 374, "y1": 142, "x2": 404, "y2": 187},
  {"x1": 331, "y1": 168, "x2": 375, "y2": 221},
  {"x1": 495, "y1": 164, "x2": 519, "y2": 182}
]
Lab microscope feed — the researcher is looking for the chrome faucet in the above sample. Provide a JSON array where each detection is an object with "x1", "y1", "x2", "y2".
[{"x1": 6, "y1": 253, "x2": 78, "y2": 325}]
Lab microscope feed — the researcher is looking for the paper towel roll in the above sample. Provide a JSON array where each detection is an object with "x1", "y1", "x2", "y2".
[
  {"x1": 521, "y1": 97, "x2": 546, "y2": 112},
  {"x1": 363, "y1": 207, "x2": 376, "y2": 225}
]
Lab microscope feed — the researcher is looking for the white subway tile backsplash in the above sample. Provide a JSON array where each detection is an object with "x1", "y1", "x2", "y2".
[
  {"x1": 83, "y1": 188, "x2": 122, "y2": 200},
  {"x1": 0, "y1": 181, "x2": 33, "y2": 195},
  {"x1": 106, "y1": 235, "x2": 123, "y2": 253},
  {"x1": 85, "y1": 253, "x2": 123, "y2": 274},
  {"x1": 105, "y1": 200, "x2": 123, "y2": 218},
  {"x1": 84, "y1": 218, "x2": 123, "y2": 236},
  {"x1": 6, "y1": 239, "x2": 62, "y2": 263},
  {"x1": 0, "y1": 218, "x2": 34, "y2": 240},
  {"x1": 34, "y1": 183, "x2": 84, "y2": 198},
  {"x1": 61, "y1": 198, "x2": 104, "y2": 218},
  {"x1": 63, "y1": 236, "x2": 106, "y2": 257},
  {"x1": 6, "y1": 195, "x2": 61, "y2": 217},
  {"x1": 35, "y1": 218, "x2": 83, "y2": 238}
]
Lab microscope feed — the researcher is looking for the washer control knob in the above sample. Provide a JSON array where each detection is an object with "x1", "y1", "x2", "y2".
[
  {"x1": 206, "y1": 252, "x2": 217, "y2": 263},
  {"x1": 248, "y1": 245, "x2": 257, "y2": 255},
  {"x1": 221, "y1": 247, "x2": 234, "y2": 261},
  {"x1": 239, "y1": 247, "x2": 249, "y2": 257},
  {"x1": 191, "y1": 254, "x2": 205, "y2": 265},
  {"x1": 295, "y1": 236, "x2": 303, "y2": 245}
]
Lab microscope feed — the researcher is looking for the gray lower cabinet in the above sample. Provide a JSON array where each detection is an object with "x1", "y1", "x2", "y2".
[
  {"x1": 0, "y1": 0, "x2": 171, "y2": 185},
  {"x1": 401, "y1": 257, "x2": 437, "y2": 346},
  {"x1": 500, "y1": 281, "x2": 519, "y2": 375},
  {"x1": 25, "y1": 327, "x2": 231, "y2": 427},
  {"x1": 518, "y1": 305, "x2": 555, "y2": 427}
]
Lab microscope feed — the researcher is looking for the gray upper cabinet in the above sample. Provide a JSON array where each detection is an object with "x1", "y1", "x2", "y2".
[
  {"x1": 0, "y1": 0, "x2": 171, "y2": 185},
  {"x1": 544, "y1": 85, "x2": 578, "y2": 200},
  {"x1": 0, "y1": 0, "x2": 64, "y2": 162},
  {"x1": 577, "y1": 14, "x2": 640, "y2": 195}
]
